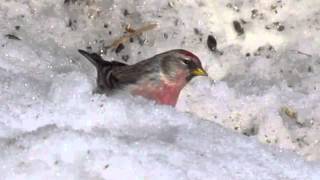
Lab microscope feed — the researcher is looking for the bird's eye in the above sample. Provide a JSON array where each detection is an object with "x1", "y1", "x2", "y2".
[{"x1": 182, "y1": 59, "x2": 190, "y2": 65}]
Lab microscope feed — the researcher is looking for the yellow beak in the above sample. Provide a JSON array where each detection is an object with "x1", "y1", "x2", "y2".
[{"x1": 191, "y1": 68, "x2": 208, "y2": 76}]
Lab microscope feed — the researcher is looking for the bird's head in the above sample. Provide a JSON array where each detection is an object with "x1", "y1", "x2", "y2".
[{"x1": 158, "y1": 49, "x2": 208, "y2": 84}]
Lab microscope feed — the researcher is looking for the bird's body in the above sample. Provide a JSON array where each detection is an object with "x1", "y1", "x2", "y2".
[{"x1": 78, "y1": 49, "x2": 207, "y2": 106}]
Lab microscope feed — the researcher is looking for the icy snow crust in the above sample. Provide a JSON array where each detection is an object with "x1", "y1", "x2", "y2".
[{"x1": 0, "y1": 0, "x2": 320, "y2": 179}]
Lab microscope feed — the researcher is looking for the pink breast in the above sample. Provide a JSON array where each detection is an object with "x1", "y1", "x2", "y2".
[{"x1": 131, "y1": 80, "x2": 187, "y2": 106}]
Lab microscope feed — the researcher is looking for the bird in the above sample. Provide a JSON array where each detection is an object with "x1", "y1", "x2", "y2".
[{"x1": 78, "y1": 49, "x2": 207, "y2": 106}]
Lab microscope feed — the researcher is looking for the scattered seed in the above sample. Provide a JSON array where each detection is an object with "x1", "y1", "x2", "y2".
[
  {"x1": 121, "y1": 55, "x2": 130, "y2": 62},
  {"x1": 233, "y1": 20, "x2": 244, "y2": 35},
  {"x1": 123, "y1": 9, "x2": 129, "y2": 16},
  {"x1": 64, "y1": 0, "x2": 78, "y2": 5},
  {"x1": 104, "y1": 24, "x2": 109, "y2": 28},
  {"x1": 226, "y1": 3, "x2": 240, "y2": 12},
  {"x1": 268, "y1": 45, "x2": 274, "y2": 51},
  {"x1": 207, "y1": 35, "x2": 217, "y2": 52},
  {"x1": 67, "y1": 19, "x2": 72, "y2": 27},
  {"x1": 15, "y1": 26, "x2": 20, "y2": 30},
  {"x1": 265, "y1": 22, "x2": 285, "y2": 32},
  {"x1": 115, "y1": 43, "x2": 124, "y2": 53},
  {"x1": 265, "y1": 25, "x2": 271, "y2": 30},
  {"x1": 194, "y1": 28, "x2": 201, "y2": 35},
  {"x1": 138, "y1": 37, "x2": 146, "y2": 46},
  {"x1": 243, "y1": 127, "x2": 257, "y2": 136},
  {"x1": 277, "y1": 25, "x2": 285, "y2": 31},
  {"x1": 66, "y1": 19, "x2": 77, "y2": 30},
  {"x1": 174, "y1": 19, "x2": 179, "y2": 26},
  {"x1": 5, "y1": 34, "x2": 21, "y2": 40},
  {"x1": 163, "y1": 33, "x2": 168, "y2": 39},
  {"x1": 251, "y1": 9, "x2": 258, "y2": 19},
  {"x1": 281, "y1": 106, "x2": 297, "y2": 119},
  {"x1": 64, "y1": 0, "x2": 70, "y2": 4}
]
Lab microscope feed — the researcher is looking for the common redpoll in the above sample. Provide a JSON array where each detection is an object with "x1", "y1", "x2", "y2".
[{"x1": 78, "y1": 49, "x2": 207, "y2": 106}]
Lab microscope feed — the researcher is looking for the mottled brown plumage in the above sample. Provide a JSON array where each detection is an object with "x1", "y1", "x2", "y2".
[{"x1": 78, "y1": 49, "x2": 207, "y2": 106}]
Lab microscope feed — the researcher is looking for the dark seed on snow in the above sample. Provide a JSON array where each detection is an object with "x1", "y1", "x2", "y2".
[
  {"x1": 5, "y1": 34, "x2": 21, "y2": 40},
  {"x1": 251, "y1": 9, "x2": 258, "y2": 19},
  {"x1": 194, "y1": 28, "x2": 201, "y2": 35},
  {"x1": 123, "y1": 9, "x2": 129, "y2": 16},
  {"x1": 64, "y1": 0, "x2": 78, "y2": 5},
  {"x1": 67, "y1": 19, "x2": 72, "y2": 27},
  {"x1": 233, "y1": 20, "x2": 244, "y2": 35},
  {"x1": 115, "y1": 43, "x2": 124, "y2": 53},
  {"x1": 277, "y1": 25, "x2": 285, "y2": 31},
  {"x1": 138, "y1": 37, "x2": 145, "y2": 46},
  {"x1": 265, "y1": 25, "x2": 271, "y2": 30},
  {"x1": 207, "y1": 35, "x2": 217, "y2": 52},
  {"x1": 163, "y1": 33, "x2": 168, "y2": 39},
  {"x1": 121, "y1": 55, "x2": 130, "y2": 62}
]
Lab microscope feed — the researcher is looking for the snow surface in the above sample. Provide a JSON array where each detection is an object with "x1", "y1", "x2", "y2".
[{"x1": 0, "y1": 0, "x2": 320, "y2": 179}]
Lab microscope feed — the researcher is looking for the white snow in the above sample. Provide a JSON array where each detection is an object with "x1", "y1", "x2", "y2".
[{"x1": 0, "y1": 0, "x2": 320, "y2": 179}]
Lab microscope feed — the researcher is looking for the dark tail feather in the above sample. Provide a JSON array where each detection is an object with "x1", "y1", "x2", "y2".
[
  {"x1": 78, "y1": 49, "x2": 107, "y2": 67},
  {"x1": 78, "y1": 49, "x2": 128, "y2": 91},
  {"x1": 78, "y1": 49, "x2": 128, "y2": 67}
]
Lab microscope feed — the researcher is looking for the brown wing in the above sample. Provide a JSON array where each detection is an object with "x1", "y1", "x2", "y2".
[
  {"x1": 111, "y1": 58, "x2": 160, "y2": 86},
  {"x1": 79, "y1": 49, "x2": 161, "y2": 93}
]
